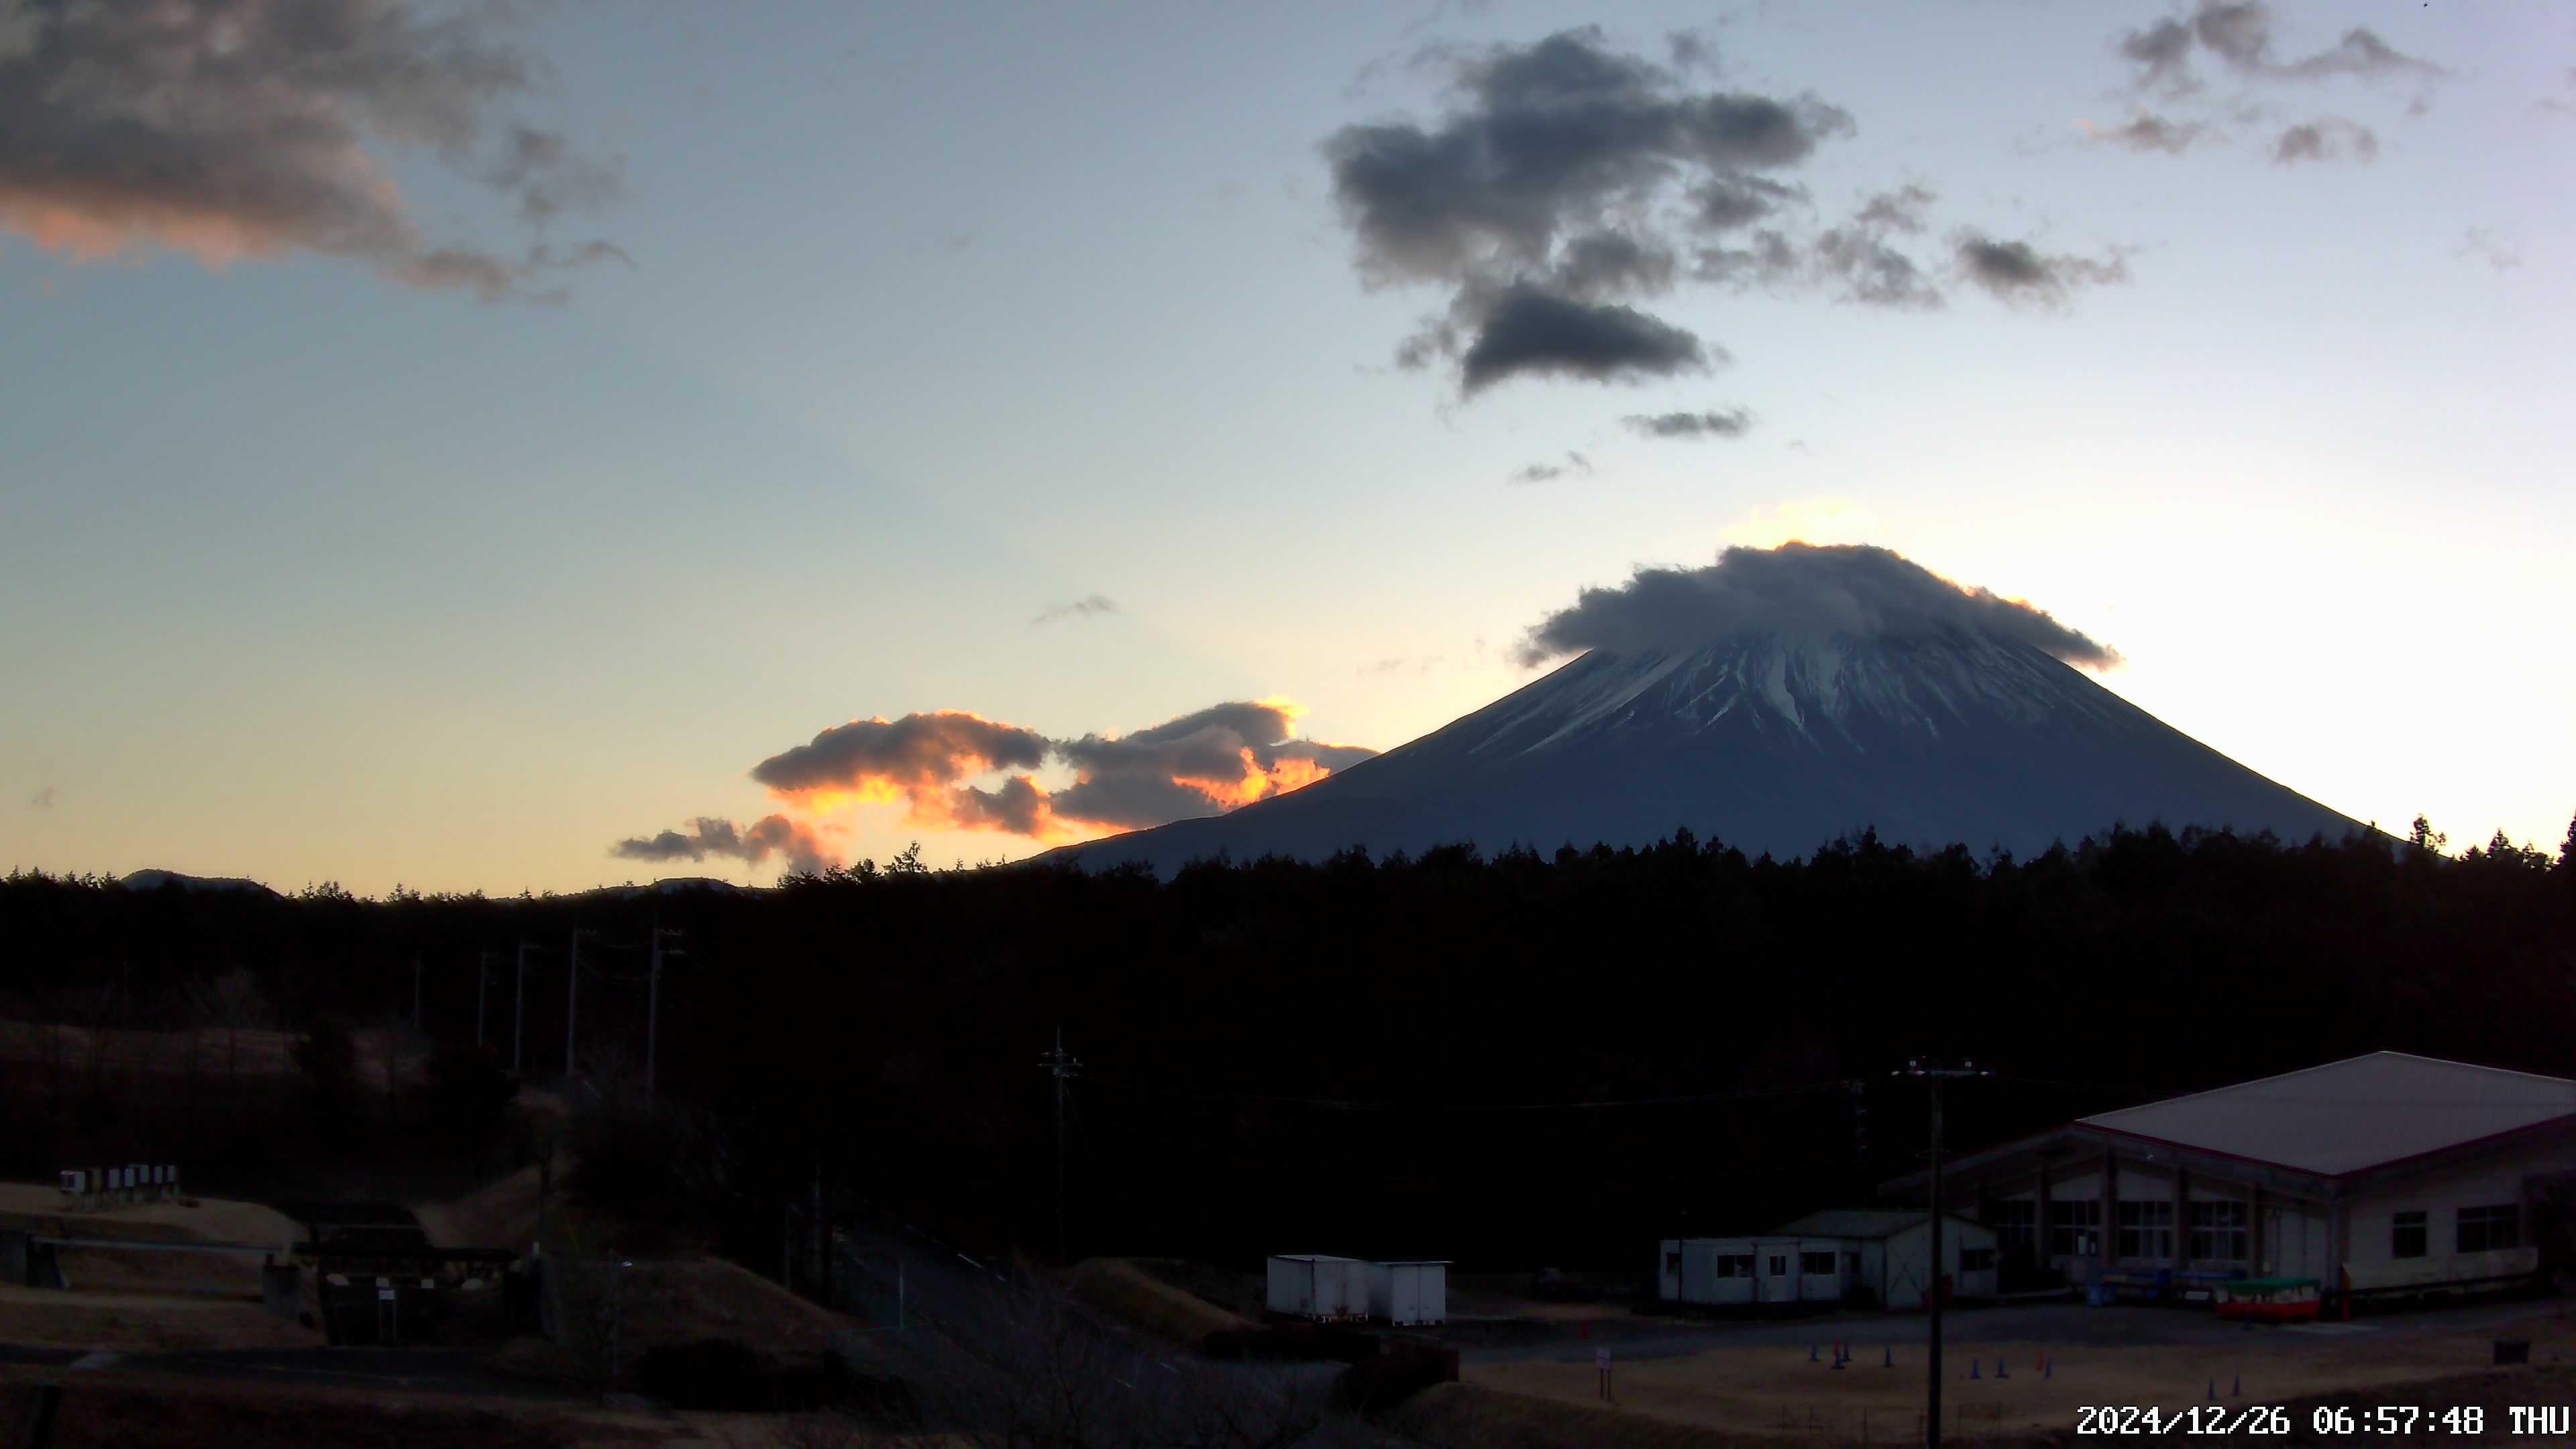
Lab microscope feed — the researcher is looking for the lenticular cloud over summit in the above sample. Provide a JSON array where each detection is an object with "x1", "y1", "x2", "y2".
[{"x1": 1514, "y1": 541, "x2": 2119, "y2": 670}]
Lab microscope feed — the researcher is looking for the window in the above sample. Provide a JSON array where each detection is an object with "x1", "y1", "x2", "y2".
[
  {"x1": 1990, "y1": 1200, "x2": 2039, "y2": 1255},
  {"x1": 2048, "y1": 1200, "x2": 2102, "y2": 1256},
  {"x1": 2390, "y1": 1211, "x2": 2426, "y2": 1260},
  {"x1": 2459, "y1": 1205, "x2": 2520, "y2": 1254},
  {"x1": 2190, "y1": 1201, "x2": 2249, "y2": 1262},
  {"x1": 1844, "y1": 1252, "x2": 1862, "y2": 1275},
  {"x1": 1960, "y1": 1246, "x2": 1997, "y2": 1271},
  {"x1": 1801, "y1": 1251, "x2": 1836, "y2": 1275},
  {"x1": 1665, "y1": 1250, "x2": 1682, "y2": 1277},
  {"x1": 2118, "y1": 1200, "x2": 2175, "y2": 1259},
  {"x1": 1716, "y1": 1254, "x2": 1754, "y2": 1279},
  {"x1": 1768, "y1": 1255, "x2": 1788, "y2": 1277}
]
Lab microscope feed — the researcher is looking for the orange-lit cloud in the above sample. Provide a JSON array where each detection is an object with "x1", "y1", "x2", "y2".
[{"x1": 619, "y1": 701, "x2": 1381, "y2": 870}]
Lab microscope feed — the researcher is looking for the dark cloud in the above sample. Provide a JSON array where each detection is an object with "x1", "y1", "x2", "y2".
[
  {"x1": 1694, "y1": 191, "x2": 1945, "y2": 311},
  {"x1": 1689, "y1": 174, "x2": 1803, "y2": 232},
  {"x1": 2272, "y1": 119, "x2": 2378, "y2": 165},
  {"x1": 2119, "y1": 17, "x2": 2198, "y2": 93},
  {"x1": 1456, "y1": 284, "x2": 1714, "y2": 392},
  {"x1": 2192, "y1": 2, "x2": 2271, "y2": 70},
  {"x1": 710, "y1": 700, "x2": 1381, "y2": 845},
  {"x1": 1853, "y1": 184, "x2": 1936, "y2": 235},
  {"x1": 1049, "y1": 702, "x2": 1379, "y2": 830},
  {"x1": 1550, "y1": 230, "x2": 1678, "y2": 299},
  {"x1": 1813, "y1": 225, "x2": 1945, "y2": 310},
  {"x1": 1322, "y1": 28, "x2": 1851, "y2": 394},
  {"x1": 751, "y1": 712, "x2": 1051, "y2": 796},
  {"x1": 1508, "y1": 451, "x2": 1595, "y2": 484},
  {"x1": 2094, "y1": 115, "x2": 2207, "y2": 154},
  {"x1": 1515, "y1": 541, "x2": 2120, "y2": 671},
  {"x1": 2454, "y1": 229, "x2": 2520, "y2": 272},
  {"x1": 1954, "y1": 233, "x2": 2131, "y2": 304},
  {"x1": 28, "y1": 784, "x2": 55, "y2": 812},
  {"x1": 1623, "y1": 408, "x2": 1753, "y2": 439},
  {"x1": 484, "y1": 125, "x2": 623, "y2": 228},
  {"x1": 611, "y1": 815, "x2": 835, "y2": 875},
  {"x1": 1032, "y1": 594, "x2": 1119, "y2": 627},
  {"x1": 2118, "y1": 3, "x2": 2444, "y2": 93},
  {"x1": 0, "y1": 0, "x2": 624, "y2": 301}
]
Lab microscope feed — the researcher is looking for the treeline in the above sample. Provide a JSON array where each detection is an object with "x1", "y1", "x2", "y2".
[{"x1": 5, "y1": 816, "x2": 2573, "y2": 1269}]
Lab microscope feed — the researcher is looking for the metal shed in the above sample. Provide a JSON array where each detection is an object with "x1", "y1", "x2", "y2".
[
  {"x1": 1266, "y1": 1254, "x2": 1368, "y2": 1321},
  {"x1": 1366, "y1": 1260, "x2": 1449, "y2": 1326}
]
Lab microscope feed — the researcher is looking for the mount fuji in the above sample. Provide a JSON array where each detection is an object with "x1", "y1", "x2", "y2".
[{"x1": 1044, "y1": 628, "x2": 2362, "y2": 875}]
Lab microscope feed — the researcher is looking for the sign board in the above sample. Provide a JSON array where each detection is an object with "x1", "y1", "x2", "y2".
[
  {"x1": 378, "y1": 1288, "x2": 396, "y2": 1302},
  {"x1": 1595, "y1": 1348, "x2": 1611, "y2": 1369}
]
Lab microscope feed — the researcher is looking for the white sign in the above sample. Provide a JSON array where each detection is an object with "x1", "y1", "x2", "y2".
[
  {"x1": 378, "y1": 1288, "x2": 396, "y2": 1302},
  {"x1": 1595, "y1": 1348, "x2": 1611, "y2": 1369}
]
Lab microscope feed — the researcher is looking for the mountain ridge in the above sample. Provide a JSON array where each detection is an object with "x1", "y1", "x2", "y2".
[{"x1": 1042, "y1": 631, "x2": 2363, "y2": 875}]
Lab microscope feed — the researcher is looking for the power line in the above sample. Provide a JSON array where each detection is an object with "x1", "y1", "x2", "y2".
[{"x1": 1070, "y1": 1069, "x2": 1850, "y2": 1114}]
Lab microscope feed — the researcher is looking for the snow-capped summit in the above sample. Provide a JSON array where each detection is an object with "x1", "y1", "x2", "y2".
[{"x1": 1046, "y1": 628, "x2": 2360, "y2": 876}]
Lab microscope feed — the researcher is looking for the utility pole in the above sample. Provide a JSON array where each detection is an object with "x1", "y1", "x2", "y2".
[
  {"x1": 1894, "y1": 1058, "x2": 1992, "y2": 1448},
  {"x1": 567, "y1": 928, "x2": 596, "y2": 1079},
  {"x1": 647, "y1": 922, "x2": 683, "y2": 1105},
  {"x1": 1038, "y1": 1027, "x2": 1082, "y2": 1263},
  {"x1": 513, "y1": 941, "x2": 531, "y2": 1074},
  {"x1": 475, "y1": 949, "x2": 490, "y2": 1049},
  {"x1": 412, "y1": 953, "x2": 423, "y2": 1034}
]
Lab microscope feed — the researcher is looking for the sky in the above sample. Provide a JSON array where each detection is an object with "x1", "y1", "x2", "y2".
[{"x1": 2, "y1": 0, "x2": 2571, "y2": 894}]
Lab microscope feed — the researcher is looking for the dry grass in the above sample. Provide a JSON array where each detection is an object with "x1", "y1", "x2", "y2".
[
  {"x1": 494, "y1": 1255, "x2": 855, "y2": 1390},
  {"x1": 0, "y1": 1282, "x2": 321, "y2": 1351},
  {"x1": 1065, "y1": 1258, "x2": 1256, "y2": 1347},
  {"x1": 0, "y1": 1374, "x2": 684, "y2": 1449},
  {"x1": 417, "y1": 1162, "x2": 547, "y2": 1251},
  {"x1": 1463, "y1": 1312, "x2": 2576, "y2": 1444},
  {"x1": 0, "y1": 1020, "x2": 427, "y2": 1087},
  {"x1": 0, "y1": 1180, "x2": 306, "y2": 1247}
]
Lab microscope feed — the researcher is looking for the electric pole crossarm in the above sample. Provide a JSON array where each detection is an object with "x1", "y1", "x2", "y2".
[
  {"x1": 1038, "y1": 1027, "x2": 1083, "y2": 1264},
  {"x1": 1892, "y1": 1058, "x2": 1994, "y2": 1449}
]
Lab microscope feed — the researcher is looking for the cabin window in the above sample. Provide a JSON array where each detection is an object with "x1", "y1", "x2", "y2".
[
  {"x1": 1960, "y1": 1246, "x2": 1997, "y2": 1271},
  {"x1": 1665, "y1": 1250, "x2": 1682, "y2": 1277},
  {"x1": 1717, "y1": 1254, "x2": 1754, "y2": 1279},
  {"x1": 2458, "y1": 1205, "x2": 2520, "y2": 1253},
  {"x1": 2390, "y1": 1212, "x2": 2426, "y2": 1259},
  {"x1": 2116, "y1": 1200, "x2": 2174, "y2": 1259},
  {"x1": 1801, "y1": 1251, "x2": 1836, "y2": 1275},
  {"x1": 2048, "y1": 1200, "x2": 2101, "y2": 1256},
  {"x1": 2190, "y1": 1201, "x2": 2249, "y2": 1261},
  {"x1": 1989, "y1": 1200, "x2": 2038, "y2": 1254},
  {"x1": 1768, "y1": 1255, "x2": 1788, "y2": 1277}
]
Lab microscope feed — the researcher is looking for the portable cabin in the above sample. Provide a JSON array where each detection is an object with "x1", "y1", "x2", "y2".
[
  {"x1": 1266, "y1": 1254, "x2": 1368, "y2": 1321},
  {"x1": 1770, "y1": 1210, "x2": 1998, "y2": 1310},
  {"x1": 1366, "y1": 1260, "x2": 1449, "y2": 1326},
  {"x1": 1657, "y1": 1236, "x2": 1816, "y2": 1307}
]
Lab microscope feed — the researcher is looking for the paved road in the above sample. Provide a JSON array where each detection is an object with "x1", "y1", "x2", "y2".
[{"x1": 1452, "y1": 1295, "x2": 2576, "y2": 1364}]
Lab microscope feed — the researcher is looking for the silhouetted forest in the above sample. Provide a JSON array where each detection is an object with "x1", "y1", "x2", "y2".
[{"x1": 5, "y1": 816, "x2": 2573, "y2": 1271}]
